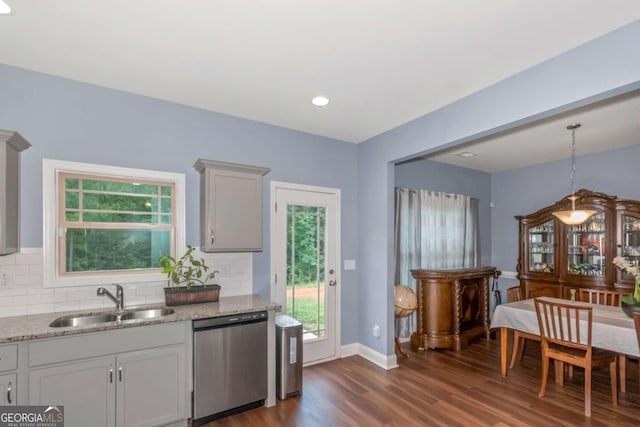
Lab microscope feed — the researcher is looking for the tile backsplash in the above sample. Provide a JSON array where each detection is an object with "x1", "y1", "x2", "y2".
[{"x1": 0, "y1": 247, "x2": 253, "y2": 318}]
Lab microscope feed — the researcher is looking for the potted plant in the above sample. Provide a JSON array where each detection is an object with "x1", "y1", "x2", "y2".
[
  {"x1": 159, "y1": 245, "x2": 220, "y2": 306},
  {"x1": 612, "y1": 256, "x2": 640, "y2": 317}
]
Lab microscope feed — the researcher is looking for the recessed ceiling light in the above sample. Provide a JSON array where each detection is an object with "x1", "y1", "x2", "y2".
[
  {"x1": 456, "y1": 151, "x2": 476, "y2": 158},
  {"x1": 0, "y1": 1, "x2": 12, "y2": 15},
  {"x1": 311, "y1": 96, "x2": 329, "y2": 107}
]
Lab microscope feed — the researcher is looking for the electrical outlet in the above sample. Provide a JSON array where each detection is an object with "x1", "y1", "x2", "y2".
[{"x1": 372, "y1": 324, "x2": 380, "y2": 338}]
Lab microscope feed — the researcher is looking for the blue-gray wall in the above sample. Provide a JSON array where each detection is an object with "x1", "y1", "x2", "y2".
[
  {"x1": 0, "y1": 64, "x2": 360, "y2": 344},
  {"x1": 394, "y1": 158, "x2": 492, "y2": 266},
  {"x1": 358, "y1": 20, "x2": 640, "y2": 356}
]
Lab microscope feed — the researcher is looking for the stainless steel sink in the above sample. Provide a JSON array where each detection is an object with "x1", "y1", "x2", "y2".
[
  {"x1": 119, "y1": 308, "x2": 175, "y2": 321},
  {"x1": 49, "y1": 307, "x2": 175, "y2": 327},
  {"x1": 49, "y1": 312, "x2": 120, "y2": 327}
]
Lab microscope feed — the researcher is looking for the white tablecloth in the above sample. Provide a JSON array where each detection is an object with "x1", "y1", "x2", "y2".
[{"x1": 491, "y1": 297, "x2": 640, "y2": 358}]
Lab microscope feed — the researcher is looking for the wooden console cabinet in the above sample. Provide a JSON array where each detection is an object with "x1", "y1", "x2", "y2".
[{"x1": 410, "y1": 267, "x2": 495, "y2": 351}]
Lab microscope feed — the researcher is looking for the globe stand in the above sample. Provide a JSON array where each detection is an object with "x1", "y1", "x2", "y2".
[
  {"x1": 394, "y1": 284, "x2": 418, "y2": 358},
  {"x1": 394, "y1": 326, "x2": 410, "y2": 358}
]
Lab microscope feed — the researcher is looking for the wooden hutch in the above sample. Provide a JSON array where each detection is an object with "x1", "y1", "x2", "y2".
[
  {"x1": 410, "y1": 267, "x2": 496, "y2": 351},
  {"x1": 516, "y1": 189, "x2": 640, "y2": 298}
]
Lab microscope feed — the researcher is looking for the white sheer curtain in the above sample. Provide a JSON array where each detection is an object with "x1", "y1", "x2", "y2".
[{"x1": 394, "y1": 187, "x2": 479, "y2": 337}]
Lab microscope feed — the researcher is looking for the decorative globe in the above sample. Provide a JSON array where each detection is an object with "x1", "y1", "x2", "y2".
[{"x1": 394, "y1": 284, "x2": 418, "y2": 318}]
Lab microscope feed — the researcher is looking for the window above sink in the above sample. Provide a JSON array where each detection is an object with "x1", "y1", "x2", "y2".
[{"x1": 43, "y1": 159, "x2": 186, "y2": 288}]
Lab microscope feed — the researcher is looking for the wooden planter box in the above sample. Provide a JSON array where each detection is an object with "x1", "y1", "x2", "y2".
[{"x1": 164, "y1": 285, "x2": 220, "y2": 306}]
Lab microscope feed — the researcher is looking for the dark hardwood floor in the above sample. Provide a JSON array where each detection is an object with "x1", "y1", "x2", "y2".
[{"x1": 203, "y1": 338, "x2": 640, "y2": 426}]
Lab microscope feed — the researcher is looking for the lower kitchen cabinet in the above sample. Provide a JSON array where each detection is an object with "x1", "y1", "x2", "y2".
[
  {"x1": 29, "y1": 357, "x2": 114, "y2": 426},
  {"x1": 0, "y1": 343, "x2": 18, "y2": 406},
  {"x1": 117, "y1": 346, "x2": 186, "y2": 427},
  {"x1": 27, "y1": 322, "x2": 189, "y2": 427},
  {"x1": 0, "y1": 373, "x2": 16, "y2": 406},
  {"x1": 29, "y1": 346, "x2": 185, "y2": 427}
]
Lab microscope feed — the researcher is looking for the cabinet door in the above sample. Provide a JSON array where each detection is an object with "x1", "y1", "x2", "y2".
[
  {"x1": 524, "y1": 281, "x2": 561, "y2": 298},
  {"x1": 525, "y1": 218, "x2": 556, "y2": 275},
  {"x1": 202, "y1": 168, "x2": 264, "y2": 252},
  {"x1": 116, "y1": 345, "x2": 186, "y2": 427},
  {"x1": 0, "y1": 130, "x2": 31, "y2": 255},
  {"x1": 619, "y1": 213, "x2": 640, "y2": 283},
  {"x1": 564, "y1": 211, "x2": 607, "y2": 280},
  {"x1": 0, "y1": 373, "x2": 16, "y2": 406},
  {"x1": 29, "y1": 357, "x2": 115, "y2": 427}
]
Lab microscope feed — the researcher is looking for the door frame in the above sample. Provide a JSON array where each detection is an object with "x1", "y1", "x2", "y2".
[{"x1": 270, "y1": 180, "x2": 341, "y2": 364}]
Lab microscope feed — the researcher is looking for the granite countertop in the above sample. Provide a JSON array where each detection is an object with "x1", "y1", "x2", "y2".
[{"x1": 0, "y1": 294, "x2": 281, "y2": 344}]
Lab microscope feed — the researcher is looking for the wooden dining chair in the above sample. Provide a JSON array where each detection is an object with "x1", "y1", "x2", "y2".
[
  {"x1": 507, "y1": 286, "x2": 541, "y2": 369},
  {"x1": 578, "y1": 288, "x2": 636, "y2": 394},
  {"x1": 534, "y1": 298, "x2": 617, "y2": 417},
  {"x1": 507, "y1": 286, "x2": 522, "y2": 303},
  {"x1": 579, "y1": 288, "x2": 624, "y2": 306}
]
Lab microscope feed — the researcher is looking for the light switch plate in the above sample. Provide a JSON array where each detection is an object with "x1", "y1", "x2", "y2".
[{"x1": 344, "y1": 259, "x2": 356, "y2": 270}]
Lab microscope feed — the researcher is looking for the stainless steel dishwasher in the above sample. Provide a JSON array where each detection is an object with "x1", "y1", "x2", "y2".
[{"x1": 192, "y1": 311, "x2": 268, "y2": 425}]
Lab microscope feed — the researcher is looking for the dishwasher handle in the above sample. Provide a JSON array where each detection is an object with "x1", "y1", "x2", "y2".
[{"x1": 193, "y1": 311, "x2": 267, "y2": 331}]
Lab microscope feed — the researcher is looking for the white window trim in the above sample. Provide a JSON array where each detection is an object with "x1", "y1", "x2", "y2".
[{"x1": 43, "y1": 159, "x2": 186, "y2": 288}]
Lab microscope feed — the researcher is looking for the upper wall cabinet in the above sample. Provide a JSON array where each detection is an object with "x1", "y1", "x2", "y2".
[
  {"x1": 0, "y1": 131, "x2": 31, "y2": 255},
  {"x1": 194, "y1": 159, "x2": 270, "y2": 252},
  {"x1": 516, "y1": 189, "x2": 636, "y2": 298}
]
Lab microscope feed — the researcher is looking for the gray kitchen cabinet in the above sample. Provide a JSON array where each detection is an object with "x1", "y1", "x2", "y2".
[
  {"x1": 194, "y1": 159, "x2": 270, "y2": 252},
  {"x1": 116, "y1": 346, "x2": 186, "y2": 427},
  {"x1": 28, "y1": 322, "x2": 189, "y2": 427},
  {"x1": 0, "y1": 130, "x2": 31, "y2": 255},
  {"x1": 0, "y1": 373, "x2": 16, "y2": 406},
  {"x1": 29, "y1": 357, "x2": 114, "y2": 427},
  {"x1": 29, "y1": 347, "x2": 186, "y2": 427},
  {"x1": 0, "y1": 343, "x2": 18, "y2": 406}
]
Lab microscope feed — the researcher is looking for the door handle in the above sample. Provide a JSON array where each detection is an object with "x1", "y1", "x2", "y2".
[
  {"x1": 6, "y1": 381, "x2": 11, "y2": 404},
  {"x1": 109, "y1": 365, "x2": 113, "y2": 383},
  {"x1": 118, "y1": 364, "x2": 123, "y2": 382},
  {"x1": 329, "y1": 280, "x2": 337, "y2": 287}
]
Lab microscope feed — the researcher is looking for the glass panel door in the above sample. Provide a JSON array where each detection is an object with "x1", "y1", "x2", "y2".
[
  {"x1": 287, "y1": 205, "x2": 326, "y2": 340},
  {"x1": 621, "y1": 214, "x2": 640, "y2": 276},
  {"x1": 272, "y1": 183, "x2": 339, "y2": 364},
  {"x1": 567, "y1": 212, "x2": 606, "y2": 277},
  {"x1": 529, "y1": 219, "x2": 554, "y2": 273}
]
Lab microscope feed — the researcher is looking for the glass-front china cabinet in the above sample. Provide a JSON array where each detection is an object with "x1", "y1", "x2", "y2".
[
  {"x1": 516, "y1": 189, "x2": 637, "y2": 298},
  {"x1": 617, "y1": 200, "x2": 640, "y2": 286}
]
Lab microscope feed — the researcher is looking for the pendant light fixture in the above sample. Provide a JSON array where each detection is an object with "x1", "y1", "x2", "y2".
[{"x1": 552, "y1": 123, "x2": 596, "y2": 225}]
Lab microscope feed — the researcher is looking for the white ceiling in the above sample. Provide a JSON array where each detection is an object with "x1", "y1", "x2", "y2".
[
  {"x1": 1, "y1": 1, "x2": 640, "y2": 146},
  {"x1": 424, "y1": 89, "x2": 640, "y2": 173}
]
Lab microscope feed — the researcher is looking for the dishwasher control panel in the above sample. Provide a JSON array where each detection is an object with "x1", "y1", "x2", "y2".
[{"x1": 193, "y1": 310, "x2": 267, "y2": 330}]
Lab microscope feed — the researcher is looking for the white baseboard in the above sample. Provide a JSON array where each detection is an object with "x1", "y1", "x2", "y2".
[
  {"x1": 340, "y1": 343, "x2": 398, "y2": 370},
  {"x1": 340, "y1": 343, "x2": 359, "y2": 358}
]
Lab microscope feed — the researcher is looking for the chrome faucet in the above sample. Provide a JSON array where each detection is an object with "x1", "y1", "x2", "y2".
[{"x1": 97, "y1": 284, "x2": 125, "y2": 311}]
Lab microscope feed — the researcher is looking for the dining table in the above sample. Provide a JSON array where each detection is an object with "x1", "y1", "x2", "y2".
[{"x1": 491, "y1": 297, "x2": 640, "y2": 378}]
